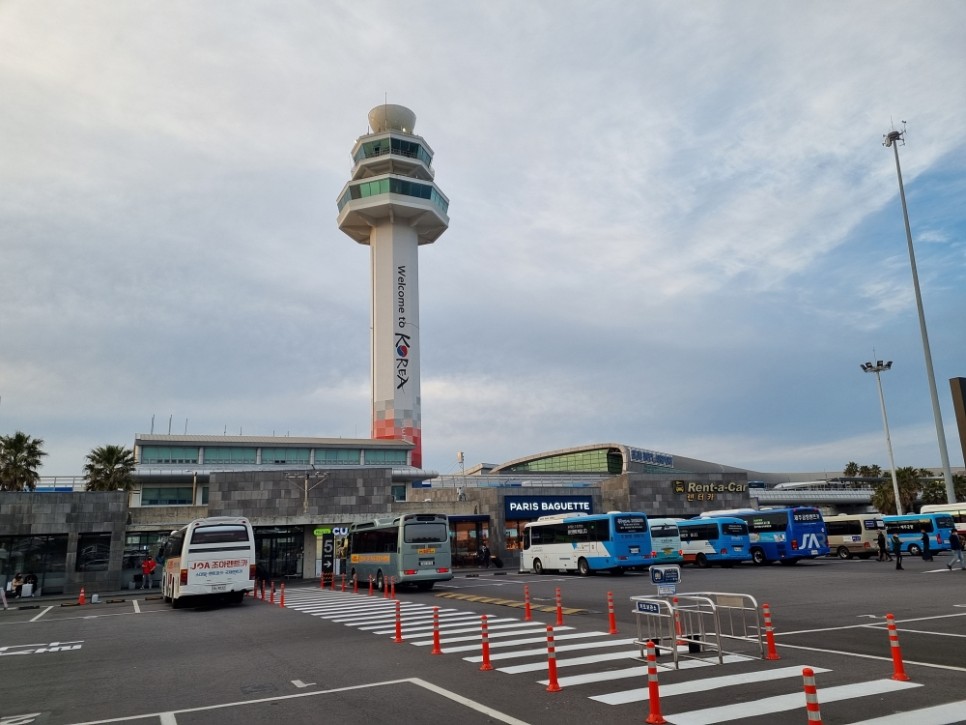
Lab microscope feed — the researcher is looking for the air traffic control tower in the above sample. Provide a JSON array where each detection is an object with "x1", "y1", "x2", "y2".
[{"x1": 336, "y1": 105, "x2": 450, "y2": 469}]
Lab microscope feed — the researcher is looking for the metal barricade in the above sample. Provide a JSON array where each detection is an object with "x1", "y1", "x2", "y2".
[{"x1": 631, "y1": 591, "x2": 765, "y2": 669}]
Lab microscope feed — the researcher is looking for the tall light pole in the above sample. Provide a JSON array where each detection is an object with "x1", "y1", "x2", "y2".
[
  {"x1": 883, "y1": 125, "x2": 956, "y2": 503},
  {"x1": 861, "y1": 360, "x2": 904, "y2": 514}
]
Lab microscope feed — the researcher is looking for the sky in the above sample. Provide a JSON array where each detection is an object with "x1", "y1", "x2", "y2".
[{"x1": 1, "y1": 1, "x2": 964, "y2": 480}]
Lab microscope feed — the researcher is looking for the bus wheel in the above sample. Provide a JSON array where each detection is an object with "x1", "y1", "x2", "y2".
[
  {"x1": 577, "y1": 558, "x2": 591, "y2": 576},
  {"x1": 751, "y1": 548, "x2": 768, "y2": 565},
  {"x1": 695, "y1": 553, "x2": 710, "y2": 568},
  {"x1": 533, "y1": 559, "x2": 545, "y2": 575},
  {"x1": 908, "y1": 544, "x2": 921, "y2": 556},
  {"x1": 837, "y1": 546, "x2": 853, "y2": 560}
]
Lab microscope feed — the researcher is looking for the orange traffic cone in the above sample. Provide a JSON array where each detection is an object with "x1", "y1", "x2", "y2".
[{"x1": 78, "y1": 587, "x2": 86, "y2": 606}]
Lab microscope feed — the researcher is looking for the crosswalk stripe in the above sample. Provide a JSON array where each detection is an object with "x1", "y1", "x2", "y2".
[
  {"x1": 498, "y1": 650, "x2": 639, "y2": 674},
  {"x1": 440, "y1": 630, "x2": 610, "y2": 653},
  {"x1": 463, "y1": 638, "x2": 636, "y2": 663},
  {"x1": 542, "y1": 654, "x2": 753, "y2": 688},
  {"x1": 375, "y1": 619, "x2": 528, "y2": 637},
  {"x1": 846, "y1": 698, "x2": 966, "y2": 725},
  {"x1": 405, "y1": 624, "x2": 576, "y2": 644},
  {"x1": 590, "y1": 665, "x2": 830, "y2": 706},
  {"x1": 666, "y1": 679, "x2": 920, "y2": 725}
]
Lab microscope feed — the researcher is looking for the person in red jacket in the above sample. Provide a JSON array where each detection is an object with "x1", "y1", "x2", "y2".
[{"x1": 141, "y1": 556, "x2": 157, "y2": 589}]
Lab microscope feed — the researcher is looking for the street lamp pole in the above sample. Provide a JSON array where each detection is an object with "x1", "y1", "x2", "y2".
[
  {"x1": 861, "y1": 360, "x2": 903, "y2": 514},
  {"x1": 883, "y1": 126, "x2": 956, "y2": 503}
]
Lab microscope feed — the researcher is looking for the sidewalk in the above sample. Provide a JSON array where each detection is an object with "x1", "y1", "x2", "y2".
[{"x1": 2, "y1": 568, "x2": 516, "y2": 610}]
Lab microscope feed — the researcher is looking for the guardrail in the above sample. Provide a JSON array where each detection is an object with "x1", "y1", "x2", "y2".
[{"x1": 631, "y1": 591, "x2": 765, "y2": 669}]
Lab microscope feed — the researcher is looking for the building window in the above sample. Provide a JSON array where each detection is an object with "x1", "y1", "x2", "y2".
[
  {"x1": 141, "y1": 486, "x2": 193, "y2": 506},
  {"x1": 140, "y1": 446, "x2": 199, "y2": 465},
  {"x1": 261, "y1": 448, "x2": 310, "y2": 465},
  {"x1": 203, "y1": 447, "x2": 257, "y2": 464},
  {"x1": 364, "y1": 449, "x2": 408, "y2": 465},
  {"x1": 314, "y1": 448, "x2": 361, "y2": 465}
]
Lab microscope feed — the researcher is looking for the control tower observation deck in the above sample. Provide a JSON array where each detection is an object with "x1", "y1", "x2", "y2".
[{"x1": 336, "y1": 104, "x2": 450, "y2": 469}]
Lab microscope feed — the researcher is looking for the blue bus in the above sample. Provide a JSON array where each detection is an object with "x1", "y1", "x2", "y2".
[
  {"x1": 883, "y1": 513, "x2": 956, "y2": 556},
  {"x1": 702, "y1": 507, "x2": 829, "y2": 565},
  {"x1": 677, "y1": 517, "x2": 751, "y2": 567},
  {"x1": 521, "y1": 512, "x2": 663, "y2": 575}
]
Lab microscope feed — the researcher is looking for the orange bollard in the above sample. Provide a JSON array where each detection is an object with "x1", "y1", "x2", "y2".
[
  {"x1": 259, "y1": 579, "x2": 264, "y2": 600},
  {"x1": 607, "y1": 591, "x2": 618, "y2": 635},
  {"x1": 762, "y1": 603, "x2": 781, "y2": 660},
  {"x1": 431, "y1": 606, "x2": 443, "y2": 655},
  {"x1": 393, "y1": 600, "x2": 403, "y2": 643},
  {"x1": 368, "y1": 575, "x2": 374, "y2": 597},
  {"x1": 802, "y1": 667, "x2": 824, "y2": 724},
  {"x1": 353, "y1": 573, "x2": 359, "y2": 594},
  {"x1": 545, "y1": 626, "x2": 561, "y2": 692},
  {"x1": 319, "y1": 573, "x2": 324, "y2": 589},
  {"x1": 341, "y1": 574, "x2": 347, "y2": 592},
  {"x1": 390, "y1": 577, "x2": 396, "y2": 600},
  {"x1": 885, "y1": 613, "x2": 911, "y2": 681},
  {"x1": 479, "y1": 615, "x2": 494, "y2": 671},
  {"x1": 555, "y1": 587, "x2": 564, "y2": 627},
  {"x1": 383, "y1": 576, "x2": 390, "y2": 599},
  {"x1": 524, "y1": 584, "x2": 532, "y2": 621},
  {"x1": 269, "y1": 581, "x2": 275, "y2": 604},
  {"x1": 279, "y1": 582, "x2": 285, "y2": 607},
  {"x1": 78, "y1": 587, "x2": 86, "y2": 606},
  {"x1": 645, "y1": 640, "x2": 668, "y2": 724},
  {"x1": 673, "y1": 596, "x2": 686, "y2": 646}
]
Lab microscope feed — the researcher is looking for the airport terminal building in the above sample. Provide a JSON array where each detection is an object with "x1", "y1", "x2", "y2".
[{"x1": 2, "y1": 434, "x2": 843, "y2": 597}]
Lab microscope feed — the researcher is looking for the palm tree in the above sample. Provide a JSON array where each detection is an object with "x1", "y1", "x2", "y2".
[
  {"x1": 0, "y1": 431, "x2": 47, "y2": 491},
  {"x1": 843, "y1": 462, "x2": 859, "y2": 477},
  {"x1": 84, "y1": 445, "x2": 136, "y2": 492}
]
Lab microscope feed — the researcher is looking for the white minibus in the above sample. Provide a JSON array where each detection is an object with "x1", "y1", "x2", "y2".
[{"x1": 823, "y1": 514, "x2": 884, "y2": 560}]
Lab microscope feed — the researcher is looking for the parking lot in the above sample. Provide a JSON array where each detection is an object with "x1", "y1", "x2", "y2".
[{"x1": 2, "y1": 553, "x2": 966, "y2": 724}]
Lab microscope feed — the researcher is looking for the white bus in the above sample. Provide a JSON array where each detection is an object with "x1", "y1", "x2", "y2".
[
  {"x1": 521, "y1": 512, "x2": 656, "y2": 575},
  {"x1": 161, "y1": 516, "x2": 256, "y2": 608},
  {"x1": 823, "y1": 514, "x2": 885, "y2": 560},
  {"x1": 347, "y1": 513, "x2": 453, "y2": 591}
]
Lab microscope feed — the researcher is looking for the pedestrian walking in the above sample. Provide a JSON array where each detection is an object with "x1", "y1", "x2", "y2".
[
  {"x1": 478, "y1": 541, "x2": 490, "y2": 569},
  {"x1": 947, "y1": 530, "x2": 965, "y2": 570},
  {"x1": 892, "y1": 534, "x2": 903, "y2": 570},
  {"x1": 920, "y1": 527, "x2": 933, "y2": 561},
  {"x1": 877, "y1": 530, "x2": 892, "y2": 562}
]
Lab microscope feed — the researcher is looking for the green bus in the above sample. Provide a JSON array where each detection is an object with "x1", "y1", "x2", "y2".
[{"x1": 347, "y1": 513, "x2": 453, "y2": 592}]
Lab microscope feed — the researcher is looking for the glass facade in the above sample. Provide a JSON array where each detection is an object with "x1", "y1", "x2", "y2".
[
  {"x1": 338, "y1": 176, "x2": 449, "y2": 216},
  {"x1": 76, "y1": 532, "x2": 112, "y2": 572},
  {"x1": 0, "y1": 534, "x2": 68, "y2": 595},
  {"x1": 500, "y1": 448, "x2": 623, "y2": 475}
]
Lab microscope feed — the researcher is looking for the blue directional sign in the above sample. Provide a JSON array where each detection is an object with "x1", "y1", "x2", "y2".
[
  {"x1": 636, "y1": 601, "x2": 661, "y2": 614},
  {"x1": 649, "y1": 565, "x2": 682, "y2": 585}
]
